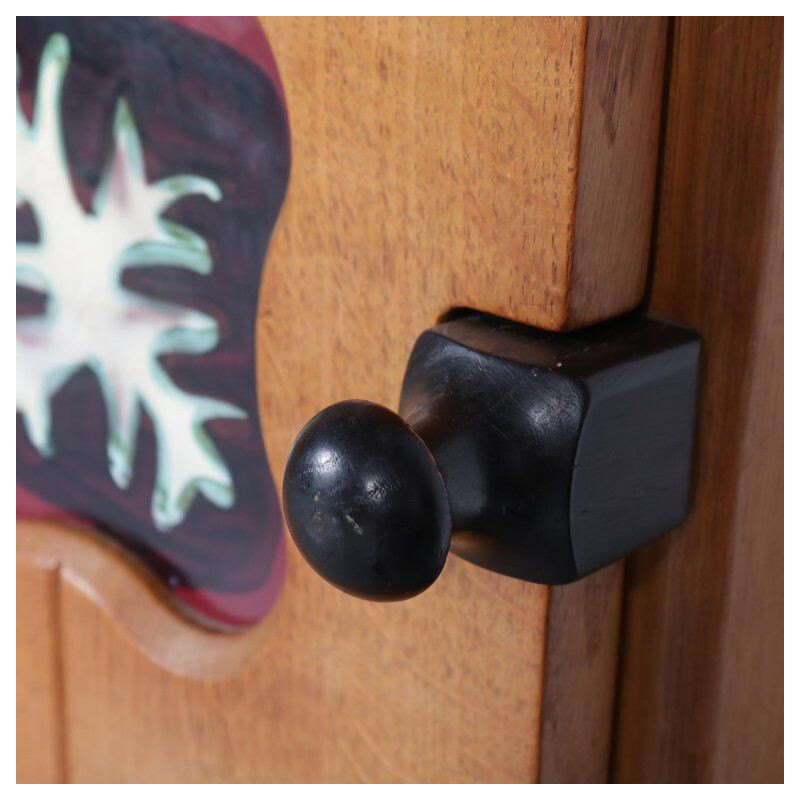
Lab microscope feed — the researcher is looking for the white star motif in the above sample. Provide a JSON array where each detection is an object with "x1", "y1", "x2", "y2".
[{"x1": 16, "y1": 33, "x2": 246, "y2": 530}]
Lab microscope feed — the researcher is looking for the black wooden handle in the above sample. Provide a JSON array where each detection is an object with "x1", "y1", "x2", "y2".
[{"x1": 283, "y1": 311, "x2": 701, "y2": 601}]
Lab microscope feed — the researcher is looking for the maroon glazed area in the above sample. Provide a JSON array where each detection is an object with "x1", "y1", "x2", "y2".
[{"x1": 16, "y1": 17, "x2": 290, "y2": 629}]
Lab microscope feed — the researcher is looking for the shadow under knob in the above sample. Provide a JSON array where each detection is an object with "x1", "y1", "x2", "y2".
[{"x1": 283, "y1": 400, "x2": 451, "y2": 600}]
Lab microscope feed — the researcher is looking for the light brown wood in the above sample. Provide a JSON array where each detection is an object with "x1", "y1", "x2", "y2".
[
  {"x1": 258, "y1": 17, "x2": 665, "y2": 343},
  {"x1": 569, "y1": 17, "x2": 666, "y2": 328},
  {"x1": 613, "y1": 16, "x2": 783, "y2": 783},
  {"x1": 17, "y1": 17, "x2": 667, "y2": 782},
  {"x1": 538, "y1": 563, "x2": 624, "y2": 783},
  {"x1": 17, "y1": 561, "x2": 66, "y2": 783},
  {"x1": 20, "y1": 524, "x2": 548, "y2": 782}
]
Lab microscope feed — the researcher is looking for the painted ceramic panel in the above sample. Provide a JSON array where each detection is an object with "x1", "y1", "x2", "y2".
[{"x1": 16, "y1": 17, "x2": 290, "y2": 629}]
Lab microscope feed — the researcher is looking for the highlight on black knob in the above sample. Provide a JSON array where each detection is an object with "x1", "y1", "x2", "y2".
[{"x1": 282, "y1": 400, "x2": 451, "y2": 600}]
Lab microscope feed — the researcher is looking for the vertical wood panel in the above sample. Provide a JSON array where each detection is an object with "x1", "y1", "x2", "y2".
[
  {"x1": 538, "y1": 564, "x2": 624, "y2": 782},
  {"x1": 16, "y1": 561, "x2": 66, "y2": 783},
  {"x1": 711, "y1": 114, "x2": 782, "y2": 779},
  {"x1": 567, "y1": 16, "x2": 666, "y2": 328},
  {"x1": 613, "y1": 16, "x2": 783, "y2": 783}
]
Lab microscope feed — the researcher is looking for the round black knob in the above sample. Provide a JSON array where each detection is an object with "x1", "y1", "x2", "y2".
[{"x1": 283, "y1": 400, "x2": 451, "y2": 600}]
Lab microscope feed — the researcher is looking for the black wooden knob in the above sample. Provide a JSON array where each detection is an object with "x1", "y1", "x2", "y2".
[
  {"x1": 283, "y1": 312, "x2": 701, "y2": 602},
  {"x1": 283, "y1": 400, "x2": 451, "y2": 600}
]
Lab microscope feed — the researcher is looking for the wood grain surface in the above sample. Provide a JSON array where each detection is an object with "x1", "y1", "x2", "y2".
[
  {"x1": 17, "y1": 17, "x2": 667, "y2": 782},
  {"x1": 613, "y1": 16, "x2": 784, "y2": 783},
  {"x1": 538, "y1": 563, "x2": 624, "y2": 782},
  {"x1": 569, "y1": 17, "x2": 666, "y2": 328},
  {"x1": 17, "y1": 561, "x2": 66, "y2": 783}
]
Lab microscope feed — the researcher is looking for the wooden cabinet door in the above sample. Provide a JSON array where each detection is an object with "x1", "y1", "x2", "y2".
[{"x1": 17, "y1": 16, "x2": 781, "y2": 783}]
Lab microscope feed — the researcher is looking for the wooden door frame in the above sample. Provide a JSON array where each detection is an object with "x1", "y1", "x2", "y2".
[{"x1": 610, "y1": 16, "x2": 783, "y2": 783}]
